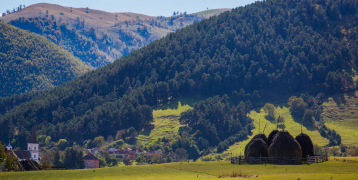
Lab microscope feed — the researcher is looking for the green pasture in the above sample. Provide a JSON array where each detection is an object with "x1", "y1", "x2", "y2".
[
  {"x1": 224, "y1": 105, "x2": 329, "y2": 156},
  {"x1": 1, "y1": 161, "x2": 358, "y2": 179},
  {"x1": 137, "y1": 95, "x2": 206, "y2": 145},
  {"x1": 322, "y1": 91, "x2": 358, "y2": 146}
]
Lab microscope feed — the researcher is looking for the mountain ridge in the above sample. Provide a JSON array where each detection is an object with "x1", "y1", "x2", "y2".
[{"x1": 1, "y1": 3, "x2": 230, "y2": 68}]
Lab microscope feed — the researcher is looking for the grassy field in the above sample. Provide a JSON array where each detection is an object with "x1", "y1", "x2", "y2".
[
  {"x1": 137, "y1": 95, "x2": 206, "y2": 145},
  {"x1": 1, "y1": 161, "x2": 358, "y2": 179},
  {"x1": 322, "y1": 91, "x2": 358, "y2": 147},
  {"x1": 328, "y1": 156, "x2": 358, "y2": 163},
  {"x1": 224, "y1": 104, "x2": 329, "y2": 156}
]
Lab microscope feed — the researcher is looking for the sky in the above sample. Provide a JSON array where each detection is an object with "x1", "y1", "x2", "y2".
[{"x1": 1, "y1": 0, "x2": 258, "y2": 17}]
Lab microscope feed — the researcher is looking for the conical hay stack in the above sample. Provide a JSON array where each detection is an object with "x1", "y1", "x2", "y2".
[
  {"x1": 32, "y1": 160, "x2": 43, "y2": 170},
  {"x1": 267, "y1": 129, "x2": 279, "y2": 146},
  {"x1": 268, "y1": 130, "x2": 302, "y2": 158},
  {"x1": 295, "y1": 133, "x2": 314, "y2": 157},
  {"x1": 244, "y1": 134, "x2": 269, "y2": 156},
  {"x1": 246, "y1": 138, "x2": 269, "y2": 157}
]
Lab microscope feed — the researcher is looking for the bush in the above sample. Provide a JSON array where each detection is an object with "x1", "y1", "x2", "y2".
[
  {"x1": 288, "y1": 96, "x2": 308, "y2": 117},
  {"x1": 302, "y1": 109, "x2": 314, "y2": 124},
  {"x1": 263, "y1": 103, "x2": 275, "y2": 118}
]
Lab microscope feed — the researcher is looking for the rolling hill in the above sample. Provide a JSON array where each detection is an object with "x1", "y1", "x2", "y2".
[
  {"x1": 1, "y1": 3, "x2": 230, "y2": 68},
  {"x1": 0, "y1": 21, "x2": 91, "y2": 97},
  {"x1": 1, "y1": 0, "x2": 358, "y2": 159}
]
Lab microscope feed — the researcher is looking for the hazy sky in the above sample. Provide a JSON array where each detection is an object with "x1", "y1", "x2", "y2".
[{"x1": 1, "y1": 0, "x2": 258, "y2": 17}]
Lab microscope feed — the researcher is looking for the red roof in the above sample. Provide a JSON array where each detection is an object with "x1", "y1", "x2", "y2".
[
  {"x1": 112, "y1": 150, "x2": 135, "y2": 155},
  {"x1": 13, "y1": 150, "x2": 31, "y2": 159},
  {"x1": 83, "y1": 152, "x2": 99, "y2": 160}
]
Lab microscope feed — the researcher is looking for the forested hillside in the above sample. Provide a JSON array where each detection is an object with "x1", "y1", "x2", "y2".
[
  {"x1": 1, "y1": 3, "x2": 229, "y2": 68},
  {"x1": 0, "y1": 21, "x2": 91, "y2": 97},
  {"x1": 9, "y1": 17, "x2": 111, "y2": 68},
  {"x1": 1, "y1": 0, "x2": 358, "y2": 158}
]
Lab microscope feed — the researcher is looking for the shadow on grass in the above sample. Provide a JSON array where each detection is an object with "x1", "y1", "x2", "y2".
[
  {"x1": 155, "y1": 99, "x2": 180, "y2": 110},
  {"x1": 331, "y1": 92, "x2": 347, "y2": 107},
  {"x1": 140, "y1": 124, "x2": 155, "y2": 136},
  {"x1": 155, "y1": 94, "x2": 208, "y2": 111},
  {"x1": 254, "y1": 107, "x2": 261, "y2": 113},
  {"x1": 327, "y1": 90, "x2": 357, "y2": 107},
  {"x1": 264, "y1": 115, "x2": 276, "y2": 123},
  {"x1": 291, "y1": 114, "x2": 316, "y2": 131}
]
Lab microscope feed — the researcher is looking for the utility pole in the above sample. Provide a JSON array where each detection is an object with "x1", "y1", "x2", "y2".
[{"x1": 259, "y1": 119, "x2": 260, "y2": 134}]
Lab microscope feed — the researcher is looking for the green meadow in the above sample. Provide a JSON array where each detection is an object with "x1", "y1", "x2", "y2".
[
  {"x1": 137, "y1": 91, "x2": 358, "y2": 155},
  {"x1": 137, "y1": 95, "x2": 206, "y2": 145},
  {"x1": 224, "y1": 105, "x2": 329, "y2": 156},
  {"x1": 1, "y1": 161, "x2": 358, "y2": 180},
  {"x1": 322, "y1": 91, "x2": 358, "y2": 147}
]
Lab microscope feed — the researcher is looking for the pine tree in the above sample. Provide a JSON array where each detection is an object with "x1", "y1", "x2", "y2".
[
  {"x1": 76, "y1": 151, "x2": 84, "y2": 169},
  {"x1": 53, "y1": 150, "x2": 62, "y2": 166}
]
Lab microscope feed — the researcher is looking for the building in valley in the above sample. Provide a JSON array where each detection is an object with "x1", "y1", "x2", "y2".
[
  {"x1": 83, "y1": 152, "x2": 99, "y2": 169},
  {"x1": 10, "y1": 126, "x2": 40, "y2": 162}
]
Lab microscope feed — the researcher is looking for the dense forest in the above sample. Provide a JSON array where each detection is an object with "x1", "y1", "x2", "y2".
[
  {"x1": 1, "y1": 0, "x2": 358, "y2": 157},
  {"x1": 180, "y1": 95, "x2": 253, "y2": 153},
  {"x1": 0, "y1": 21, "x2": 91, "y2": 97}
]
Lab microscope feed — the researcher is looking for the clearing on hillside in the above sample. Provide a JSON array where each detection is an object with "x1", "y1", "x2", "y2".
[
  {"x1": 224, "y1": 105, "x2": 329, "y2": 156},
  {"x1": 322, "y1": 91, "x2": 358, "y2": 147}
]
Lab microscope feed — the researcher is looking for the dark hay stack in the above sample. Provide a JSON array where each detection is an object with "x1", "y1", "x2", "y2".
[
  {"x1": 21, "y1": 159, "x2": 40, "y2": 171},
  {"x1": 32, "y1": 160, "x2": 43, "y2": 170},
  {"x1": 267, "y1": 130, "x2": 279, "y2": 146},
  {"x1": 244, "y1": 134, "x2": 269, "y2": 156},
  {"x1": 268, "y1": 131, "x2": 302, "y2": 158},
  {"x1": 246, "y1": 138, "x2": 269, "y2": 157},
  {"x1": 295, "y1": 133, "x2": 314, "y2": 157}
]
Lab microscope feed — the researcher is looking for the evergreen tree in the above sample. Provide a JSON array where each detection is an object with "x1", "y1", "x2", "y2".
[
  {"x1": 0, "y1": 142, "x2": 5, "y2": 164},
  {"x1": 53, "y1": 150, "x2": 62, "y2": 166}
]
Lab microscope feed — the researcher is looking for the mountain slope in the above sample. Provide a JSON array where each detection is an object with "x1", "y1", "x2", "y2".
[
  {"x1": 1, "y1": 3, "x2": 230, "y2": 68},
  {"x1": 0, "y1": 21, "x2": 91, "y2": 97},
  {"x1": 1, "y1": 0, "x2": 358, "y2": 157}
]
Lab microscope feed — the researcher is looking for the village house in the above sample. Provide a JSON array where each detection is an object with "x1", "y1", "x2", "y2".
[
  {"x1": 109, "y1": 149, "x2": 136, "y2": 159},
  {"x1": 83, "y1": 152, "x2": 99, "y2": 169}
]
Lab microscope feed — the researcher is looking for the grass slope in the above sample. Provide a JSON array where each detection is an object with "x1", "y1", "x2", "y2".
[
  {"x1": 0, "y1": 3, "x2": 151, "y2": 28},
  {"x1": 137, "y1": 95, "x2": 207, "y2": 145},
  {"x1": 224, "y1": 104, "x2": 329, "y2": 156},
  {"x1": 322, "y1": 91, "x2": 358, "y2": 147},
  {"x1": 1, "y1": 161, "x2": 358, "y2": 179},
  {"x1": 196, "y1": 9, "x2": 230, "y2": 16},
  {"x1": 0, "y1": 4, "x2": 229, "y2": 28}
]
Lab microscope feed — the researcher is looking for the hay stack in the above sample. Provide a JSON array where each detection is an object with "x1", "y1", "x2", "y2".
[
  {"x1": 295, "y1": 133, "x2": 314, "y2": 157},
  {"x1": 244, "y1": 134, "x2": 269, "y2": 156},
  {"x1": 246, "y1": 138, "x2": 269, "y2": 157},
  {"x1": 268, "y1": 131, "x2": 302, "y2": 158},
  {"x1": 32, "y1": 160, "x2": 42, "y2": 170},
  {"x1": 267, "y1": 130, "x2": 279, "y2": 146},
  {"x1": 21, "y1": 159, "x2": 40, "y2": 171}
]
